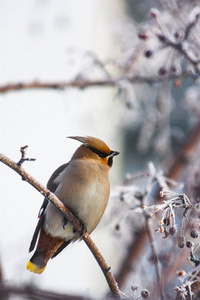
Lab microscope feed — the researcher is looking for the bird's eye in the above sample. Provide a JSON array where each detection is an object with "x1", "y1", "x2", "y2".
[
  {"x1": 97, "y1": 152, "x2": 107, "y2": 158},
  {"x1": 89, "y1": 147, "x2": 107, "y2": 158}
]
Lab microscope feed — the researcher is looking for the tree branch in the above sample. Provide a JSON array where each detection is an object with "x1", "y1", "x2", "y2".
[
  {"x1": 0, "y1": 71, "x2": 198, "y2": 94},
  {"x1": 0, "y1": 152, "x2": 121, "y2": 299}
]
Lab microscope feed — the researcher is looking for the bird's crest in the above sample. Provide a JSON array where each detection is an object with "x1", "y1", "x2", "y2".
[{"x1": 68, "y1": 136, "x2": 111, "y2": 155}]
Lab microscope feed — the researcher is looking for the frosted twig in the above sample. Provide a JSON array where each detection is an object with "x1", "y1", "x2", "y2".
[{"x1": 143, "y1": 189, "x2": 192, "y2": 235}]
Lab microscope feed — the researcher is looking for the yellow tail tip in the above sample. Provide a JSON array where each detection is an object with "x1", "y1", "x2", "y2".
[{"x1": 27, "y1": 261, "x2": 46, "y2": 274}]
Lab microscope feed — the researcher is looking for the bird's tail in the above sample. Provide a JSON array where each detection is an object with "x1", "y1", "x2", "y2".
[
  {"x1": 27, "y1": 252, "x2": 46, "y2": 274},
  {"x1": 27, "y1": 228, "x2": 65, "y2": 274}
]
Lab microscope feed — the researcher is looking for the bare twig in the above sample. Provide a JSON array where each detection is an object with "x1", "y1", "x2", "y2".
[
  {"x1": 0, "y1": 71, "x2": 198, "y2": 94},
  {"x1": 157, "y1": 33, "x2": 200, "y2": 69},
  {"x1": 17, "y1": 145, "x2": 36, "y2": 167},
  {"x1": 0, "y1": 152, "x2": 121, "y2": 299},
  {"x1": 142, "y1": 165, "x2": 163, "y2": 300},
  {"x1": 144, "y1": 215, "x2": 163, "y2": 300}
]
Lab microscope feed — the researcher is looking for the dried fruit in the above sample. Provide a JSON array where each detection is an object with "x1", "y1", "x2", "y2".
[
  {"x1": 177, "y1": 270, "x2": 186, "y2": 277},
  {"x1": 171, "y1": 65, "x2": 177, "y2": 73},
  {"x1": 190, "y1": 230, "x2": 199, "y2": 238},
  {"x1": 138, "y1": 32, "x2": 148, "y2": 40},
  {"x1": 115, "y1": 224, "x2": 120, "y2": 231},
  {"x1": 159, "y1": 67, "x2": 167, "y2": 76},
  {"x1": 169, "y1": 227, "x2": 176, "y2": 235},
  {"x1": 144, "y1": 50, "x2": 153, "y2": 58},
  {"x1": 131, "y1": 284, "x2": 139, "y2": 291},
  {"x1": 141, "y1": 289, "x2": 150, "y2": 298},
  {"x1": 164, "y1": 231, "x2": 169, "y2": 238},
  {"x1": 186, "y1": 240, "x2": 193, "y2": 248},
  {"x1": 177, "y1": 236, "x2": 185, "y2": 248}
]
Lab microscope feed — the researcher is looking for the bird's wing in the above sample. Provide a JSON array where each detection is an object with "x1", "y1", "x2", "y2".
[
  {"x1": 29, "y1": 163, "x2": 69, "y2": 252},
  {"x1": 47, "y1": 163, "x2": 69, "y2": 192}
]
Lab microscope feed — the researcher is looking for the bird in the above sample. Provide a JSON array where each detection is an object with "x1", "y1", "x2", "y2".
[{"x1": 27, "y1": 136, "x2": 119, "y2": 274}]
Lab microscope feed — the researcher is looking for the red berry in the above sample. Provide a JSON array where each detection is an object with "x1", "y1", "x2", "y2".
[
  {"x1": 141, "y1": 289, "x2": 150, "y2": 298},
  {"x1": 174, "y1": 80, "x2": 181, "y2": 88},
  {"x1": 138, "y1": 32, "x2": 148, "y2": 40}
]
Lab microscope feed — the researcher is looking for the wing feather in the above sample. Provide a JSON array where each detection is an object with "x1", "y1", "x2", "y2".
[{"x1": 29, "y1": 163, "x2": 69, "y2": 252}]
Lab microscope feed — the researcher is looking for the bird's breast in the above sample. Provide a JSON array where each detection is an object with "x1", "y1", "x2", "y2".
[{"x1": 44, "y1": 159, "x2": 110, "y2": 239}]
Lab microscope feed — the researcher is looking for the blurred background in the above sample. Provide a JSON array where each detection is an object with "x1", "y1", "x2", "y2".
[{"x1": 1, "y1": 0, "x2": 200, "y2": 299}]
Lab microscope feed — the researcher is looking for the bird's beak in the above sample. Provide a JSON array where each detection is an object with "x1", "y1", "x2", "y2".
[{"x1": 110, "y1": 151, "x2": 120, "y2": 157}]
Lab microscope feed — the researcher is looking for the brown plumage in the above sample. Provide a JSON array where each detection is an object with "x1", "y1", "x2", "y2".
[{"x1": 27, "y1": 136, "x2": 119, "y2": 274}]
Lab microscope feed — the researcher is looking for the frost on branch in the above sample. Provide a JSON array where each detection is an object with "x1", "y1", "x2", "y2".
[
  {"x1": 143, "y1": 189, "x2": 192, "y2": 239},
  {"x1": 175, "y1": 243, "x2": 200, "y2": 299},
  {"x1": 138, "y1": 4, "x2": 200, "y2": 76}
]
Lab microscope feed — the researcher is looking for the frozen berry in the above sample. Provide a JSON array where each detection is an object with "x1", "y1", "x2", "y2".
[
  {"x1": 190, "y1": 230, "x2": 199, "y2": 238},
  {"x1": 174, "y1": 32, "x2": 180, "y2": 39},
  {"x1": 141, "y1": 289, "x2": 150, "y2": 298},
  {"x1": 131, "y1": 284, "x2": 139, "y2": 291},
  {"x1": 157, "y1": 34, "x2": 166, "y2": 42},
  {"x1": 150, "y1": 8, "x2": 158, "y2": 19},
  {"x1": 171, "y1": 65, "x2": 177, "y2": 73},
  {"x1": 164, "y1": 231, "x2": 169, "y2": 238},
  {"x1": 174, "y1": 80, "x2": 181, "y2": 88},
  {"x1": 159, "y1": 67, "x2": 167, "y2": 76},
  {"x1": 138, "y1": 32, "x2": 148, "y2": 40},
  {"x1": 115, "y1": 224, "x2": 120, "y2": 231},
  {"x1": 177, "y1": 270, "x2": 186, "y2": 277},
  {"x1": 169, "y1": 227, "x2": 176, "y2": 235},
  {"x1": 144, "y1": 50, "x2": 153, "y2": 58},
  {"x1": 177, "y1": 236, "x2": 185, "y2": 248},
  {"x1": 186, "y1": 240, "x2": 193, "y2": 248}
]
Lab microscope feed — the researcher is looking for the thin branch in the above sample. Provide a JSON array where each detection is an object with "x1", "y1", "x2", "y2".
[
  {"x1": 142, "y1": 165, "x2": 163, "y2": 300},
  {"x1": 0, "y1": 152, "x2": 121, "y2": 299},
  {"x1": 0, "y1": 71, "x2": 198, "y2": 94},
  {"x1": 17, "y1": 145, "x2": 36, "y2": 167},
  {"x1": 144, "y1": 216, "x2": 163, "y2": 300}
]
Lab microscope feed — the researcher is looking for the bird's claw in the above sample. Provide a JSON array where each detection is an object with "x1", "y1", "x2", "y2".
[{"x1": 63, "y1": 217, "x2": 68, "y2": 229}]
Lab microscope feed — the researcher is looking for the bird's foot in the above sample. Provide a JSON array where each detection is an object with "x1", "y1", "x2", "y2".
[{"x1": 63, "y1": 217, "x2": 68, "y2": 229}]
